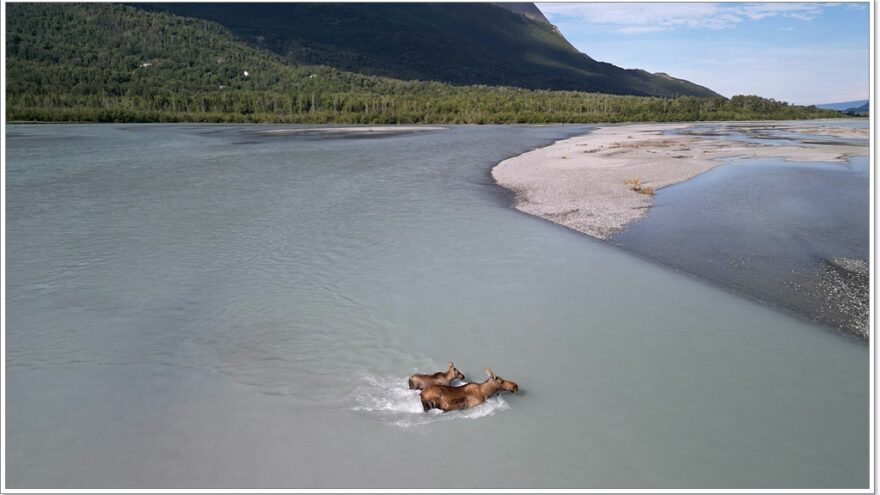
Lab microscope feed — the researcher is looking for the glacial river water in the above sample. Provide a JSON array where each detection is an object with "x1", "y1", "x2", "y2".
[
  {"x1": 5, "y1": 124, "x2": 868, "y2": 488},
  {"x1": 615, "y1": 125, "x2": 869, "y2": 336}
]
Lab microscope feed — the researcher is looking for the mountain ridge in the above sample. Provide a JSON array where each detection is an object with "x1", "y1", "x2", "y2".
[
  {"x1": 136, "y1": 3, "x2": 719, "y2": 98},
  {"x1": 845, "y1": 102, "x2": 869, "y2": 114},
  {"x1": 6, "y1": 3, "x2": 840, "y2": 123},
  {"x1": 815, "y1": 99, "x2": 869, "y2": 111},
  {"x1": 494, "y1": 3, "x2": 553, "y2": 25}
]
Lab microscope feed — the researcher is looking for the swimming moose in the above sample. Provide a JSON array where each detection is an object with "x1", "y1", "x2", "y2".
[
  {"x1": 408, "y1": 362, "x2": 465, "y2": 390},
  {"x1": 420, "y1": 368, "x2": 519, "y2": 412}
]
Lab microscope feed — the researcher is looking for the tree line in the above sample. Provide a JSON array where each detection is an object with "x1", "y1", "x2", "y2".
[{"x1": 6, "y1": 3, "x2": 844, "y2": 124}]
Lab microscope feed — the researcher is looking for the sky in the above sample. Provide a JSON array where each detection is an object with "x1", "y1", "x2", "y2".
[{"x1": 537, "y1": 2, "x2": 869, "y2": 105}]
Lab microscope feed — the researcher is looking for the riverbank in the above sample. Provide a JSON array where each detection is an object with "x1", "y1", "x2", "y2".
[
  {"x1": 493, "y1": 121, "x2": 869, "y2": 336},
  {"x1": 492, "y1": 121, "x2": 868, "y2": 240}
]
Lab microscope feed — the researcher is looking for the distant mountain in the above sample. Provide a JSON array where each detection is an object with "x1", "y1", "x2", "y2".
[
  {"x1": 815, "y1": 99, "x2": 868, "y2": 111},
  {"x1": 844, "y1": 102, "x2": 869, "y2": 114},
  {"x1": 137, "y1": 3, "x2": 719, "y2": 98}
]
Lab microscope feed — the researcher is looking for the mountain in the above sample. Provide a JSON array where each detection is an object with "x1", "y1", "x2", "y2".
[
  {"x1": 845, "y1": 102, "x2": 869, "y2": 114},
  {"x1": 815, "y1": 99, "x2": 868, "y2": 111},
  {"x1": 493, "y1": 3, "x2": 552, "y2": 25},
  {"x1": 136, "y1": 3, "x2": 718, "y2": 98},
  {"x1": 5, "y1": 3, "x2": 839, "y2": 124}
]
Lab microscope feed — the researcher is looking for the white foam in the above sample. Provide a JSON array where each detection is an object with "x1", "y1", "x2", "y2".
[{"x1": 351, "y1": 374, "x2": 510, "y2": 428}]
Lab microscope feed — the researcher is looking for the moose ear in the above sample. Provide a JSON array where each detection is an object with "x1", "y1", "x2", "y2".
[
  {"x1": 485, "y1": 368, "x2": 495, "y2": 378},
  {"x1": 449, "y1": 361, "x2": 454, "y2": 368}
]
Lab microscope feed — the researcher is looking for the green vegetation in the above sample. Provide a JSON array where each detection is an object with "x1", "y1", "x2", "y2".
[
  {"x1": 844, "y1": 102, "x2": 869, "y2": 116},
  {"x1": 6, "y1": 4, "x2": 843, "y2": 124},
  {"x1": 139, "y1": 3, "x2": 717, "y2": 97}
]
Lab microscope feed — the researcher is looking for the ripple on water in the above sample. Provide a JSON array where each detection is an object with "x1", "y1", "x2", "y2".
[{"x1": 351, "y1": 375, "x2": 510, "y2": 428}]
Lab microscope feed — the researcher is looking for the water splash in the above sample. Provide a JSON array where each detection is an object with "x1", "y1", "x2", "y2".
[{"x1": 351, "y1": 374, "x2": 509, "y2": 428}]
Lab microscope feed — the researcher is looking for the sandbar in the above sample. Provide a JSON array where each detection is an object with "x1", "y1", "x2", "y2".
[{"x1": 492, "y1": 121, "x2": 868, "y2": 240}]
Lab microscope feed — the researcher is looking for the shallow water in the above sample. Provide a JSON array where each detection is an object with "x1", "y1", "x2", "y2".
[
  {"x1": 669, "y1": 120, "x2": 869, "y2": 148},
  {"x1": 615, "y1": 125, "x2": 869, "y2": 335},
  {"x1": 5, "y1": 124, "x2": 869, "y2": 488}
]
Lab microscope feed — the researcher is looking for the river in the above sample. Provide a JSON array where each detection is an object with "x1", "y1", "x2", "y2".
[{"x1": 5, "y1": 123, "x2": 868, "y2": 488}]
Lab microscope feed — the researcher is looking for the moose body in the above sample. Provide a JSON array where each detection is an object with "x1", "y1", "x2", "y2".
[
  {"x1": 420, "y1": 368, "x2": 518, "y2": 412},
  {"x1": 408, "y1": 362, "x2": 465, "y2": 390}
]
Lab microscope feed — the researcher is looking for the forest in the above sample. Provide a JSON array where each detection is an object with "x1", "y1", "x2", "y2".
[{"x1": 6, "y1": 4, "x2": 843, "y2": 124}]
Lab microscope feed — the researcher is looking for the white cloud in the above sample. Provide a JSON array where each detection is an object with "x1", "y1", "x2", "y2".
[
  {"x1": 538, "y1": 3, "x2": 824, "y2": 32},
  {"x1": 615, "y1": 26, "x2": 668, "y2": 34}
]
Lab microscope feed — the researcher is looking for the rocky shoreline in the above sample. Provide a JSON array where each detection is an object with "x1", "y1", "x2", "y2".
[{"x1": 492, "y1": 121, "x2": 870, "y2": 337}]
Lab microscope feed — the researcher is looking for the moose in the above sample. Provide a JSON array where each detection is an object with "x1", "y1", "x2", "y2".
[
  {"x1": 420, "y1": 368, "x2": 519, "y2": 412},
  {"x1": 408, "y1": 361, "x2": 465, "y2": 390}
]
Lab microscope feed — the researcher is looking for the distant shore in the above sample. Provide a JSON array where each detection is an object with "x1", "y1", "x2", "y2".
[
  {"x1": 258, "y1": 126, "x2": 447, "y2": 135},
  {"x1": 492, "y1": 121, "x2": 868, "y2": 240}
]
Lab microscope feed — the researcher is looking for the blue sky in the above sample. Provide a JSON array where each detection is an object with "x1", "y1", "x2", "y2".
[{"x1": 537, "y1": 2, "x2": 869, "y2": 105}]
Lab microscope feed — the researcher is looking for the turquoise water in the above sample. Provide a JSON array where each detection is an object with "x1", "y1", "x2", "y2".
[{"x1": 5, "y1": 124, "x2": 868, "y2": 488}]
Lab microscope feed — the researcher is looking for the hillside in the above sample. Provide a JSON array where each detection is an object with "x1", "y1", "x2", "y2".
[
  {"x1": 5, "y1": 3, "x2": 840, "y2": 124},
  {"x1": 493, "y1": 3, "x2": 552, "y2": 25},
  {"x1": 137, "y1": 3, "x2": 719, "y2": 98},
  {"x1": 815, "y1": 99, "x2": 868, "y2": 111},
  {"x1": 845, "y1": 102, "x2": 869, "y2": 114}
]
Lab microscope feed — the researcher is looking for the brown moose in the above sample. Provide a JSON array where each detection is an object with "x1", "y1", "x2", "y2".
[
  {"x1": 420, "y1": 368, "x2": 519, "y2": 412},
  {"x1": 408, "y1": 362, "x2": 465, "y2": 390}
]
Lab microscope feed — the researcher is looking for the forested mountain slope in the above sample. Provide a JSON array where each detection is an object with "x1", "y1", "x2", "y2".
[
  {"x1": 6, "y1": 3, "x2": 838, "y2": 123},
  {"x1": 138, "y1": 3, "x2": 719, "y2": 97}
]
